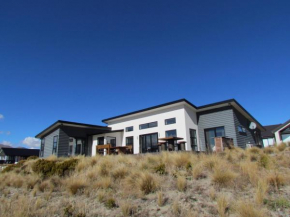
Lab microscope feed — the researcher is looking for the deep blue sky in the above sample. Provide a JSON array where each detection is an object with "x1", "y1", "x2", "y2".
[{"x1": 1, "y1": 0, "x2": 289, "y2": 148}]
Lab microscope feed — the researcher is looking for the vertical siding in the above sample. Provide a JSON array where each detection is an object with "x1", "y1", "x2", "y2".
[
  {"x1": 43, "y1": 129, "x2": 59, "y2": 158},
  {"x1": 197, "y1": 108, "x2": 237, "y2": 151},
  {"x1": 233, "y1": 109, "x2": 256, "y2": 148},
  {"x1": 58, "y1": 128, "x2": 70, "y2": 157}
]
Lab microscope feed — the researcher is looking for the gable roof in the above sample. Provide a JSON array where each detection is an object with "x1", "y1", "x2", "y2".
[
  {"x1": 272, "y1": 119, "x2": 290, "y2": 133},
  {"x1": 1, "y1": 148, "x2": 39, "y2": 157},
  {"x1": 261, "y1": 124, "x2": 281, "y2": 138},
  {"x1": 35, "y1": 120, "x2": 111, "y2": 139},
  {"x1": 102, "y1": 98, "x2": 265, "y2": 131}
]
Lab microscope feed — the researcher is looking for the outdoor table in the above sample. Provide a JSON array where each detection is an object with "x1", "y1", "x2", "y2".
[
  {"x1": 110, "y1": 146, "x2": 127, "y2": 154},
  {"x1": 178, "y1": 141, "x2": 186, "y2": 151},
  {"x1": 158, "y1": 137, "x2": 184, "y2": 151}
]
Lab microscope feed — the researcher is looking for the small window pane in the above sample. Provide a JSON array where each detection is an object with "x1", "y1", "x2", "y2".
[
  {"x1": 165, "y1": 118, "x2": 176, "y2": 125},
  {"x1": 126, "y1": 126, "x2": 133, "y2": 132},
  {"x1": 149, "y1": 122, "x2": 157, "y2": 128},
  {"x1": 215, "y1": 127, "x2": 225, "y2": 137},
  {"x1": 139, "y1": 124, "x2": 148, "y2": 130},
  {"x1": 166, "y1": 130, "x2": 177, "y2": 137}
]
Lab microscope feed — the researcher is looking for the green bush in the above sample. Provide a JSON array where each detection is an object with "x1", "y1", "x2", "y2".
[
  {"x1": 105, "y1": 198, "x2": 117, "y2": 209},
  {"x1": 32, "y1": 158, "x2": 78, "y2": 177}
]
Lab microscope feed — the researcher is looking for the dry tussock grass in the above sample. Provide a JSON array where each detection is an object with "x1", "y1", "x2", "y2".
[{"x1": 1, "y1": 147, "x2": 290, "y2": 216}]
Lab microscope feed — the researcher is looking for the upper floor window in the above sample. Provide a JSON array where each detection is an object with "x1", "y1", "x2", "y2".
[
  {"x1": 165, "y1": 118, "x2": 176, "y2": 125},
  {"x1": 166, "y1": 129, "x2": 177, "y2": 137},
  {"x1": 52, "y1": 136, "x2": 58, "y2": 155},
  {"x1": 126, "y1": 126, "x2": 134, "y2": 132},
  {"x1": 139, "y1": 121, "x2": 158, "y2": 130}
]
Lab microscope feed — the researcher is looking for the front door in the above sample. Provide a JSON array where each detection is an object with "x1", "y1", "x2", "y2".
[{"x1": 140, "y1": 133, "x2": 158, "y2": 153}]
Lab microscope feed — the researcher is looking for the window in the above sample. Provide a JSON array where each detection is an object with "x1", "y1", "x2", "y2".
[
  {"x1": 52, "y1": 136, "x2": 58, "y2": 155},
  {"x1": 139, "y1": 121, "x2": 158, "y2": 130},
  {"x1": 165, "y1": 118, "x2": 176, "y2": 125},
  {"x1": 40, "y1": 138, "x2": 45, "y2": 157},
  {"x1": 97, "y1": 137, "x2": 104, "y2": 145},
  {"x1": 238, "y1": 126, "x2": 246, "y2": 133},
  {"x1": 126, "y1": 126, "x2": 134, "y2": 132},
  {"x1": 126, "y1": 136, "x2": 134, "y2": 145},
  {"x1": 166, "y1": 129, "x2": 177, "y2": 137},
  {"x1": 205, "y1": 127, "x2": 225, "y2": 151},
  {"x1": 75, "y1": 144, "x2": 81, "y2": 155},
  {"x1": 190, "y1": 129, "x2": 197, "y2": 151}
]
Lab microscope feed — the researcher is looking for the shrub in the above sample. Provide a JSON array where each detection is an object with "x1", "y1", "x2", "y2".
[
  {"x1": 263, "y1": 147, "x2": 275, "y2": 154},
  {"x1": 120, "y1": 202, "x2": 136, "y2": 217},
  {"x1": 177, "y1": 176, "x2": 187, "y2": 192},
  {"x1": 111, "y1": 166, "x2": 128, "y2": 180},
  {"x1": 154, "y1": 163, "x2": 166, "y2": 175},
  {"x1": 248, "y1": 147, "x2": 261, "y2": 154},
  {"x1": 212, "y1": 168, "x2": 236, "y2": 187},
  {"x1": 32, "y1": 159, "x2": 78, "y2": 177},
  {"x1": 139, "y1": 173, "x2": 158, "y2": 194}
]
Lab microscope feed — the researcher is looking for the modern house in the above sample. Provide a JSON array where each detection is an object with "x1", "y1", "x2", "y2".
[
  {"x1": 36, "y1": 99, "x2": 265, "y2": 158},
  {"x1": 261, "y1": 119, "x2": 290, "y2": 147},
  {"x1": 272, "y1": 119, "x2": 290, "y2": 144},
  {"x1": 0, "y1": 147, "x2": 40, "y2": 164}
]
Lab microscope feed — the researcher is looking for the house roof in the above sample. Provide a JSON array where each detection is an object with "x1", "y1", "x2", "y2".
[
  {"x1": 1, "y1": 148, "x2": 39, "y2": 157},
  {"x1": 102, "y1": 98, "x2": 265, "y2": 131},
  {"x1": 102, "y1": 99, "x2": 197, "y2": 123},
  {"x1": 261, "y1": 124, "x2": 281, "y2": 138},
  {"x1": 35, "y1": 120, "x2": 111, "y2": 139},
  {"x1": 272, "y1": 119, "x2": 290, "y2": 133}
]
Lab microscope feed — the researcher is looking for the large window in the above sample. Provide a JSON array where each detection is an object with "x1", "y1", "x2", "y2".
[
  {"x1": 140, "y1": 133, "x2": 158, "y2": 153},
  {"x1": 139, "y1": 121, "x2": 158, "y2": 130},
  {"x1": 126, "y1": 136, "x2": 134, "y2": 146},
  {"x1": 205, "y1": 127, "x2": 225, "y2": 151},
  {"x1": 165, "y1": 118, "x2": 176, "y2": 125},
  {"x1": 190, "y1": 129, "x2": 197, "y2": 151},
  {"x1": 40, "y1": 138, "x2": 45, "y2": 157},
  {"x1": 52, "y1": 136, "x2": 58, "y2": 155},
  {"x1": 165, "y1": 129, "x2": 177, "y2": 137},
  {"x1": 126, "y1": 126, "x2": 134, "y2": 132}
]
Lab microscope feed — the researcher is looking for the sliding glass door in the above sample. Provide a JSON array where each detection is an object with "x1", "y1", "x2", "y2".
[
  {"x1": 204, "y1": 127, "x2": 225, "y2": 151},
  {"x1": 140, "y1": 133, "x2": 158, "y2": 153}
]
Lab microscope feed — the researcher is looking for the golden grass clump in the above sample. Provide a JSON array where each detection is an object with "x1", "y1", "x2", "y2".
[
  {"x1": 267, "y1": 170, "x2": 285, "y2": 190},
  {"x1": 255, "y1": 179, "x2": 269, "y2": 205},
  {"x1": 277, "y1": 143, "x2": 287, "y2": 152},
  {"x1": 138, "y1": 172, "x2": 158, "y2": 194},
  {"x1": 176, "y1": 176, "x2": 187, "y2": 192},
  {"x1": 216, "y1": 194, "x2": 229, "y2": 217},
  {"x1": 212, "y1": 167, "x2": 237, "y2": 187},
  {"x1": 234, "y1": 201, "x2": 265, "y2": 217},
  {"x1": 66, "y1": 178, "x2": 87, "y2": 195},
  {"x1": 192, "y1": 163, "x2": 207, "y2": 180},
  {"x1": 120, "y1": 201, "x2": 137, "y2": 217},
  {"x1": 157, "y1": 191, "x2": 164, "y2": 206}
]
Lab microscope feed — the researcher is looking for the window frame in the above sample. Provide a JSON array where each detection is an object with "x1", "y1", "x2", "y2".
[
  {"x1": 52, "y1": 136, "x2": 58, "y2": 155},
  {"x1": 126, "y1": 126, "x2": 134, "y2": 132},
  {"x1": 165, "y1": 118, "x2": 176, "y2": 125},
  {"x1": 139, "y1": 121, "x2": 158, "y2": 130},
  {"x1": 189, "y1": 129, "x2": 197, "y2": 151},
  {"x1": 165, "y1": 129, "x2": 177, "y2": 137}
]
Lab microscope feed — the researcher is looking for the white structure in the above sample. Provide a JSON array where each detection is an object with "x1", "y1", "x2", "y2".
[{"x1": 272, "y1": 119, "x2": 290, "y2": 144}]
